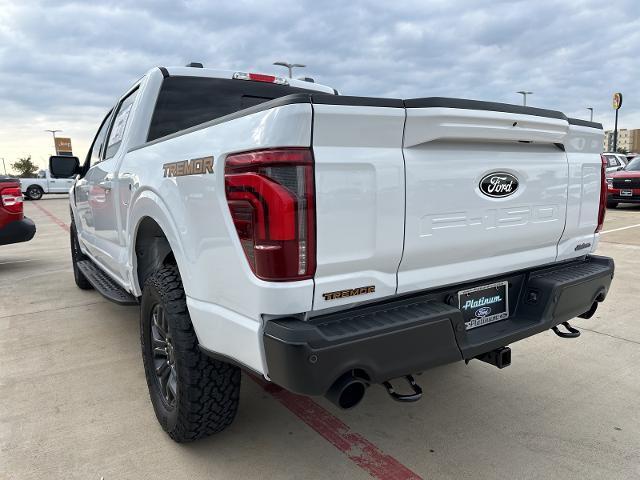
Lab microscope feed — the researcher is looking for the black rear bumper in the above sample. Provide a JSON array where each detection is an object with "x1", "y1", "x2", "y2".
[
  {"x1": 0, "y1": 217, "x2": 36, "y2": 246},
  {"x1": 263, "y1": 255, "x2": 614, "y2": 396}
]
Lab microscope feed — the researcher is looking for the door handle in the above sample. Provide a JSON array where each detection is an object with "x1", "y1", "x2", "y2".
[{"x1": 98, "y1": 180, "x2": 113, "y2": 190}]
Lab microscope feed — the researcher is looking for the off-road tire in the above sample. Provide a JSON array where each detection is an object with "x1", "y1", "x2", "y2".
[
  {"x1": 140, "y1": 264, "x2": 241, "y2": 442},
  {"x1": 26, "y1": 185, "x2": 43, "y2": 200},
  {"x1": 70, "y1": 220, "x2": 93, "y2": 290}
]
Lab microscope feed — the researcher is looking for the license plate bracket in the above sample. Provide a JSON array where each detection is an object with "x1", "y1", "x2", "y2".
[{"x1": 458, "y1": 281, "x2": 509, "y2": 330}]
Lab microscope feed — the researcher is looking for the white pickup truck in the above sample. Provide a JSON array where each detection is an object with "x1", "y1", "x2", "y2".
[
  {"x1": 51, "y1": 64, "x2": 614, "y2": 443},
  {"x1": 21, "y1": 169, "x2": 75, "y2": 200}
]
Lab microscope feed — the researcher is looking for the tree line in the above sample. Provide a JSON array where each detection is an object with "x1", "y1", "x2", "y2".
[{"x1": 2, "y1": 156, "x2": 40, "y2": 178}]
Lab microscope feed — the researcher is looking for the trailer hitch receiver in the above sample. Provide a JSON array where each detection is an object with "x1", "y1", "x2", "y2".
[{"x1": 476, "y1": 346, "x2": 511, "y2": 369}]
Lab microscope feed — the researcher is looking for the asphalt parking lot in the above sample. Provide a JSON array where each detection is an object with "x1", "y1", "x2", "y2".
[{"x1": 2, "y1": 197, "x2": 639, "y2": 480}]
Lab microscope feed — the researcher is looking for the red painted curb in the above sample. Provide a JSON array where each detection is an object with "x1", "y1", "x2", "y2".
[
  {"x1": 30, "y1": 201, "x2": 70, "y2": 232},
  {"x1": 252, "y1": 377, "x2": 423, "y2": 480}
]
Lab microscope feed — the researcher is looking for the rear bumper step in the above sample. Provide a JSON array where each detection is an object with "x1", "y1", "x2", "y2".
[
  {"x1": 76, "y1": 260, "x2": 138, "y2": 305},
  {"x1": 263, "y1": 255, "x2": 614, "y2": 396}
]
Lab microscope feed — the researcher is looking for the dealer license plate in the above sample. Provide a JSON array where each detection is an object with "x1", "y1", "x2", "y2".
[{"x1": 458, "y1": 281, "x2": 509, "y2": 330}]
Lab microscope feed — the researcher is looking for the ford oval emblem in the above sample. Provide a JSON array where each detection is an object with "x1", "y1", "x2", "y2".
[
  {"x1": 475, "y1": 306, "x2": 492, "y2": 317},
  {"x1": 479, "y1": 172, "x2": 519, "y2": 198}
]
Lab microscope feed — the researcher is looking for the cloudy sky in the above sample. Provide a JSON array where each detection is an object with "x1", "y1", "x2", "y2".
[{"x1": 1, "y1": 0, "x2": 639, "y2": 172}]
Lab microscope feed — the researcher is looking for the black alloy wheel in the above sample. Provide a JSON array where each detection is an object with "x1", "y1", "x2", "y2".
[{"x1": 150, "y1": 303, "x2": 178, "y2": 407}]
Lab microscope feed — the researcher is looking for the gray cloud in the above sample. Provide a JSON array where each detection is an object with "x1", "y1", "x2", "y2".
[{"x1": 1, "y1": 0, "x2": 639, "y2": 169}]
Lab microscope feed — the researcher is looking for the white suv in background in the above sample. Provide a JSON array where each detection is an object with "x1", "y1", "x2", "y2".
[{"x1": 602, "y1": 152, "x2": 628, "y2": 173}]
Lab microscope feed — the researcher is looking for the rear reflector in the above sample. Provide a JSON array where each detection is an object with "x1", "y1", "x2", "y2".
[
  {"x1": 596, "y1": 155, "x2": 607, "y2": 233},
  {"x1": 0, "y1": 186, "x2": 23, "y2": 214},
  {"x1": 233, "y1": 72, "x2": 289, "y2": 86},
  {"x1": 225, "y1": 148, "x2": 315, "y2": 281}
]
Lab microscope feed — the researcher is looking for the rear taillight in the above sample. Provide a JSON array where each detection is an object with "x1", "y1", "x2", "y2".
[
  {"x1": 596, "y1": 155, "x2": 607, "y2": 233},
  {"x1": 224, "y1": 148, "x2": 316, "y2": 281},
  {"x1": 0, "y1": 187, "x2": 23, "y2": 214}
]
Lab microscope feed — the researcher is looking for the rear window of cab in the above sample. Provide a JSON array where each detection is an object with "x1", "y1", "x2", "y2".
[{"x1": 147, "y1": 76, "x2": 319, "y2": 142}]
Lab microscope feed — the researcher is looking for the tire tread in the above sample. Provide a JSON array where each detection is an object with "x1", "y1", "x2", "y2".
[{"x1": 141, "y1": 264, "x2": 240, "y2": 442}]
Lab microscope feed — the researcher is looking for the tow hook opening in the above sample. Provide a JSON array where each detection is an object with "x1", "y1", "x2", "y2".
[
  {"x1": 476, "y1": 346, "x2": 511, "y2": 369},
  {"x1": 382, "y1": 375, "x2": 423, "y2": 403},
  {"x1": 552, "y1": 321, "x2": 581, "y2": 338}
]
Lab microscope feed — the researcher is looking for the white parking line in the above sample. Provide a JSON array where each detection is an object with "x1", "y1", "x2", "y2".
[{"x1": 601, "y1": 223, "x2": 640, "y2": 234}]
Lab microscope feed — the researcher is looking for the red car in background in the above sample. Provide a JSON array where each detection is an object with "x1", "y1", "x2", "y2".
[
  {"x1": 0, "y1": 178, "x2": 36, "y2": 245},
  {"x1": 607, "y1": 156, "x2": 640, "y2": 208}
]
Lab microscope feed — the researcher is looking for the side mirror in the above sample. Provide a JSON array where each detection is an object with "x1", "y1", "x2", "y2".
[
  {"x1": 49, "y1": 155, "x2": 80, "y2": 178},
  {"x1": 617, "y1": 166, "x2": 625, "y2": 171}
]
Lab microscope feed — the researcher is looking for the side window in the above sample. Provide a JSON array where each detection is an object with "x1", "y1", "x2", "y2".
[
  {"x1": 104, "y1": 88, "x2": 139, "y2": 159},
  {"x1": 89, "y1": 112, "x2": 113, "y2": 166}
]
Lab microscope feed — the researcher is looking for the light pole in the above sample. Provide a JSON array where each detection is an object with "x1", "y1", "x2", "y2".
[
  {"x1": 45, "y1": 129, "x2": 62, "y2": 140},
  {"x1": 517, "y1": 91, "x2": 533, "y2": 106},
  {"x1": 45, "y1": 129, "x2": 62, "y2": 154},
  {"x1": 1, "y1": 158, "x2": 6, "y2": 176},
  {"x1": 273, "y1": 61, "x2": 306, "y2": 78},
  {"x1": 587, "y1": 107, "x2": 593, "y2": 122}
]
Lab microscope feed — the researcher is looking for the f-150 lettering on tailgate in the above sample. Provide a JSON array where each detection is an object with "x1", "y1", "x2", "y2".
[{"x1": 420, "y1": 204, "x2": 560, "y2": 237}]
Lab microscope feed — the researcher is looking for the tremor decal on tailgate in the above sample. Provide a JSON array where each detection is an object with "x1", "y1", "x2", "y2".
[{"x1": 322, "y1": 286, "x2": 376, "y2": 301}]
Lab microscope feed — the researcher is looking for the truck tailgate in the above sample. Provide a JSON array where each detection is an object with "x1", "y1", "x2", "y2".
[
  {"x1": 398, "y1": 102, "x2": 570, "y2": 293},
  {"x1": 312, "y1": 101, "x2": 406, "y2": 309}
]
